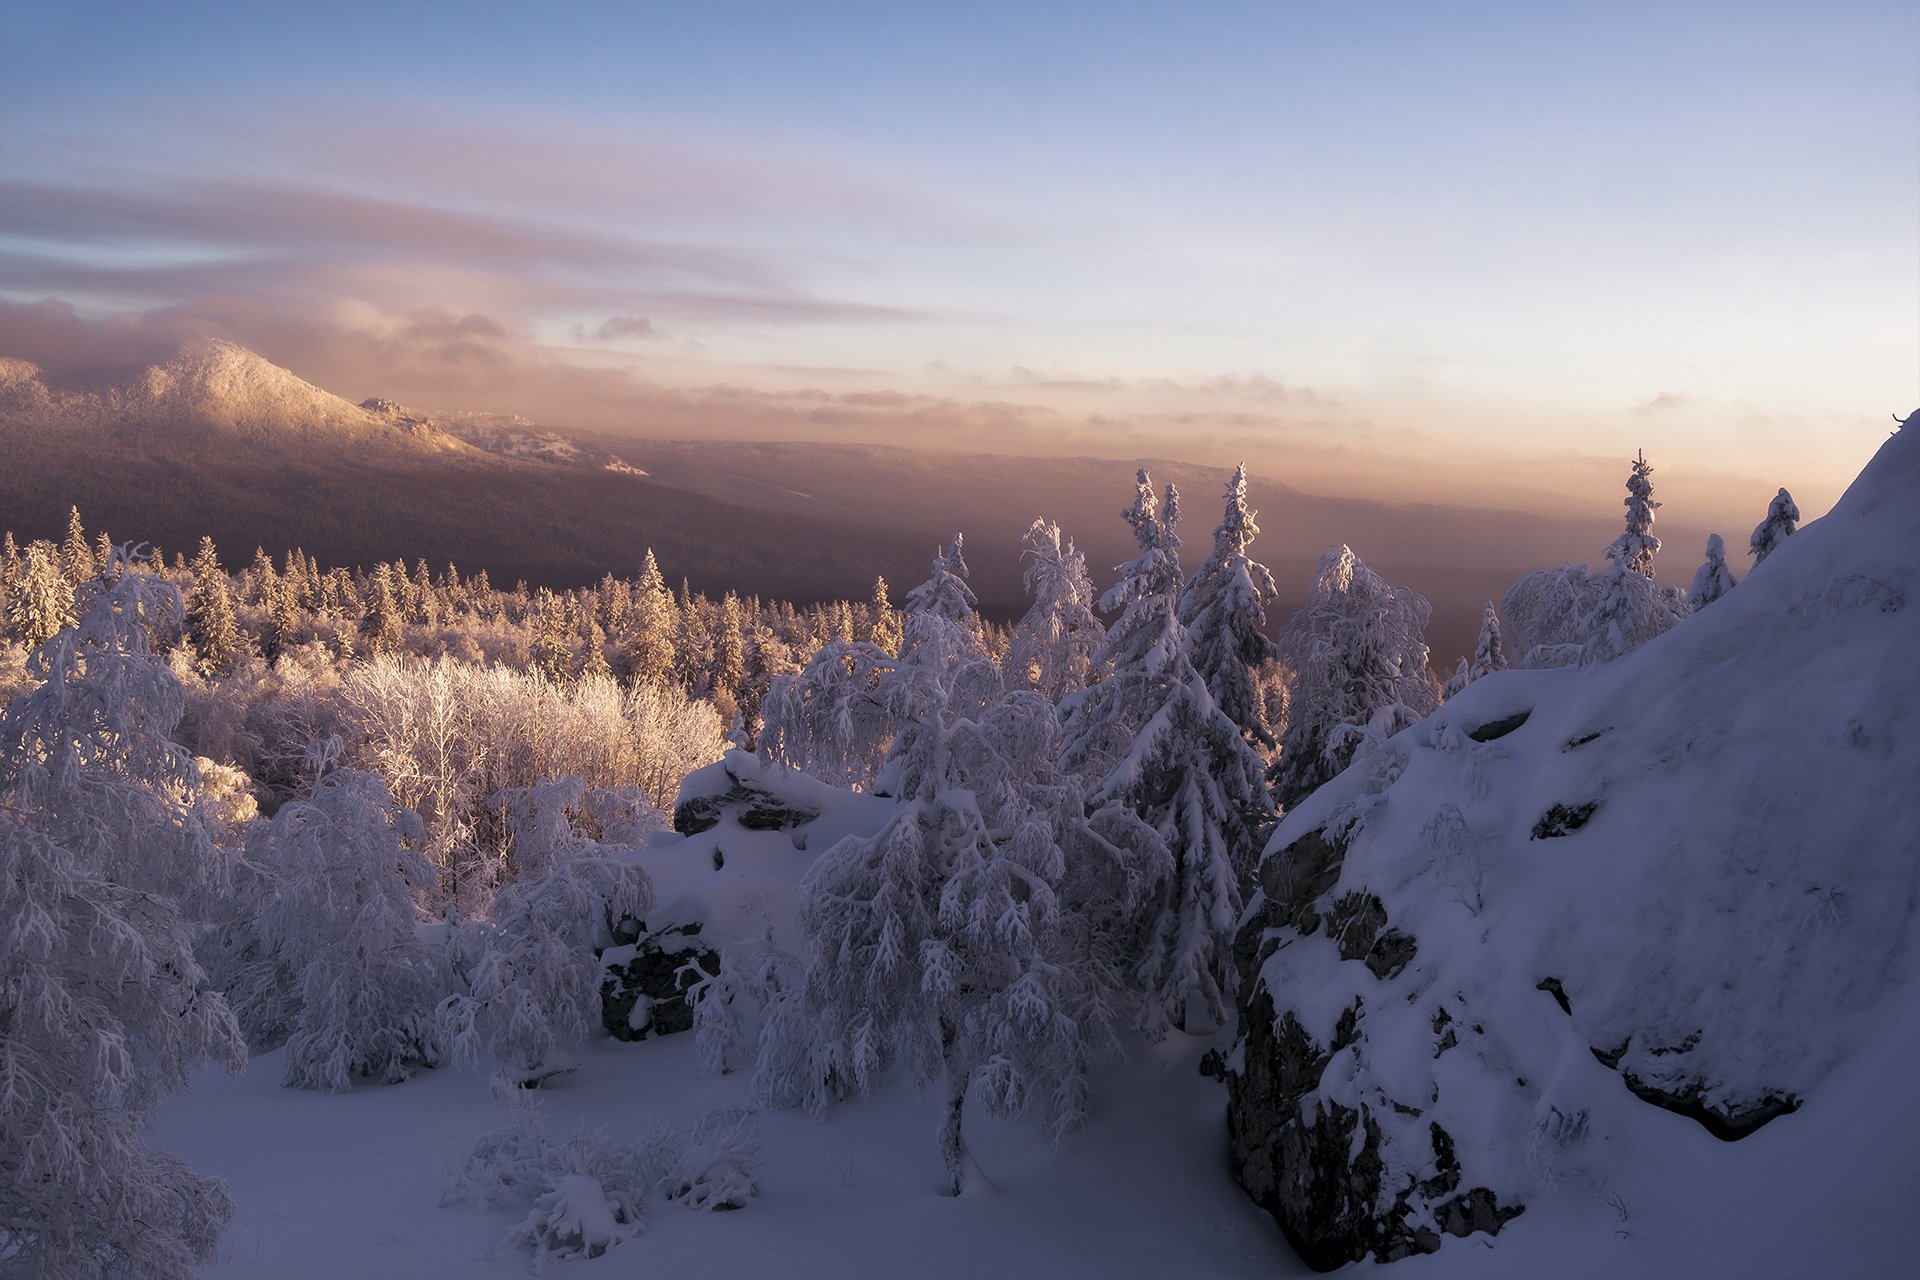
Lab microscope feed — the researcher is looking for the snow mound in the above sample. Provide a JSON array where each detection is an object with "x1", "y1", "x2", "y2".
[{"x1": 1228, "y1": 414, "x2": 1920, "y2": 1270}]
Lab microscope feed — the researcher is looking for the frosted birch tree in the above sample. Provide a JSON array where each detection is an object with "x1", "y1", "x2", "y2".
[
  {"x1": 253, "y1": 768, "x2": 447, "y2": 1091},
  {"x1": 440, "y1": 777, "x2": 654, "y2": 1085},
  {"x1": 0, "y1": 555, "x2": 245, "y2": 1279},
  {"x1": 758, "y1": 545, "x2": 1097, "y2": 1194}
]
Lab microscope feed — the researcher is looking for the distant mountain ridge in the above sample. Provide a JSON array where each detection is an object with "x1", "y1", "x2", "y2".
[{"x1": 0, "y1": 338, "x2": 1712, "y2": 661}]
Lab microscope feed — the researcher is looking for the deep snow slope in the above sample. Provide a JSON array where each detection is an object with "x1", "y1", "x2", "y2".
[
  {"x1": 1228, "y1": 414, "x2": 1920, "y2": 1273},
  {"x1": 154, "y1": 752, "x2": 1299, "y2": 1279}
]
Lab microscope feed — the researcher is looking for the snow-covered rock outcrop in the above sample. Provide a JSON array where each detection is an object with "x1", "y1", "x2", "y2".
[{"x1": 1227, "y1": 413, "x2": 1920, "y2": 1270}]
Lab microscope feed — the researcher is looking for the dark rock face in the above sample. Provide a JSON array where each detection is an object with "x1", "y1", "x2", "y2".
[
  {"x1": 601, "y1": 923, "x2": 721, "y2": 1042},
  {"x1": 1227, "y1": 827, "x2": 1521, "y2": 1271},
  {"x1": 673, "y1": 780, "x2": 820, "y2": 836},
  {"x1": 1613, "y1": 1073, "x2": 1799, "y2": 1140},
  {"x1": 1466, "y1": 709, "x2": 1531, "y2": 742},
  {"x1": 1529, "y1": 801, "x2": 1598, "y2": 839}
]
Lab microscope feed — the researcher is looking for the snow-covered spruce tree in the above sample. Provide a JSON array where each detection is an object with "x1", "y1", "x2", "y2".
[
  {"x1": 1580, "y1": 550, "x2": 1695, "y2": 666},
  {"x1": 1687, "y1": 533, "x2": 1740, "y2": 610},
  {"x1": 6, "y1": 541, "x2": 75, "y2": 649},
  {"x1": 713, "y1": 592, "x2": 747, "y2": 703},
  {"x1": 1749, "y1": 487, "x2": 1800, "y2": 565},
  {"x1": 1003, "y1": 518, "x2": 1106, "y2": 702},
  {"x1": 1061, "y1": 471, "x2": 1267, "y2": 1032},
  {"x1": 621, "y1": 549, "x2": 678, "y2": 688},
  {"x1": 1177, "y1": 463, "x2": 1281, "y2": 752},
  {"x1": 252, "y1": 767, "x2": 446, "y2": 1091},
  {"x1": 59, "y1": 506, "x2": 94, "y2": 586},
  {"x1": 361, "y1": 562, "x2": 405, "y2": 656},
  {"x1": 1609, "y1": 449, "x2": 1662, "y2": 578},
  {"x1": 1441, "y1": 656, "x2": 1471, "y2": 701},
  {"x1": 1468, "y1": 600, "x2": 1508, "y2": 681},
  {"x1": 186, "y1": 535, "x2": 240, "y2": 676},
  {"x1": 1273, "y1": 545, "x2": 1438, "y2": 811},
  {"x1": 867, "y1": 574, "x2": 903, "y2": 655},
  {"x1": 440, "y1": 777, "x2": 654, "y2": 1085},
  {"x1": 0, "y1": 555, "x2": 245, "y2": 1279},
  {"x1": 872, "y1": 535, "x2": 1002, "y2": 800}
]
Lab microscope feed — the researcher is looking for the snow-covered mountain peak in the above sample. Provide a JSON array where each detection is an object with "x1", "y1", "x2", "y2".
[{"x1": 121, "y1": 339, "x2": 376, "y2": 433}]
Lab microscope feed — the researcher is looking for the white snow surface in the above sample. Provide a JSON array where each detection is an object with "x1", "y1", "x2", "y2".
[
  {"x1": 155, "y1": 751, "x2": 1298, "y2": 1277},
  {"x1": 1248, "y1": 415, "x2": 1920, "y2": 1275}
]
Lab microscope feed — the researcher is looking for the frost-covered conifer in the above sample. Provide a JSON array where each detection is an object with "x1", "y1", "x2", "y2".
[
  {"x1": 1061, "y1": 472, "x2": 1267, "y2": 1032},
  {"x1": 1274, "y1": 545, "x2": 1438, "y2": 810},
  {"x1": 1749, "y1": 487, "x2": 1800, "y2": 564},
  {"x1": 7, "y1": 541, "x2": 76, "y2": 649},
  {"x1": 624, "y1": 549, "x2": 678, "y2": 687},
  {"x1": 580, "y1": 622, "x2": 613, "y2": 683},
  {"x1": 1687, "y1": 533, "x2": 1740, "y2": 609},
  {"x1": 1607, "y1": 450, "x2": 1662, "y2": 578},
  {"x1": 59, "y1": 505, "x2": 93, "y2": 585},
  {"x1": 1003, "y1": 518, "x2": 1106, "y2": 702},
  {"x1": 1441, "y1": 656, "x2": 1471, "y2": 701},
  {"x1": 187, "y1": 536, "x2": 240, "y2": 675},
  {"x1": 1178, "y1": 463, "x2": 1280, "y2": 751},
  {"x1": 253, "y1": 768, "x2": 445, "y2": 1091},
  {"x1": 713, "y1": 592, "x2": 747, "y2": 703},
  {"x1": 441, "y1": 778, "x2": 653, "y2": 1085},
  {"x1": 262, "y1": 576, "x2": 303, "y2": 661},
  {"x1": 362, "y1": 562, "x2": 405, "y2": 655},
  {"x1": 1581, "y1": 552, "x2": 1694, "y2": 666},
  {"x1": 866, "y1": 574, "x2": 903, "y2": 655},
  {"x1": 1469, "y1": 600, "x2": 1508, "y2": 681},
  {"x1": 0, "y1": 555, "x2": 245, "y2": 1278},
  {"x1": 0, "y1": 530, "x2": 18, "y2": 615},
  {"x1": 529, "y1": 588, "x2": 574, "y2": 683},
  {"x1": 872, "y1": 535, "x2": 1001, "y2": 800}
]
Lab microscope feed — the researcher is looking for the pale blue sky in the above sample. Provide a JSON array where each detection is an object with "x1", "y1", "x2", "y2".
[{"x1": 2, "y1": 1, "x2": 1915, "y2": 518}]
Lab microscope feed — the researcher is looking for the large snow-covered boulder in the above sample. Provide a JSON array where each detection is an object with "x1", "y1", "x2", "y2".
[{"x1": 1228, "y1": 415, "x2": 1920, "y2": 1270}]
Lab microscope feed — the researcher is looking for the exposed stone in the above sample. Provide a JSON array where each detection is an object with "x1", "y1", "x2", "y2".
[
  {"x1": 672, "y1": 780, "x2": 821, "y2": 836},
  {"x1": 1529, "y1": 801, "x2": 1598, "y2": 839},
  {"x1": 1613, "y1": 1074, "x2": 1799, "y2": 1141},
  {"x1": 600, "y1": 923, "x2": 720, "y2": 1042},
  {"x1": 1228, "y1": 827, "x2": 1515, "y2": 1271},
  {"x1": 1466, "y1": 709, "x2": 1531, "y2": 742}
]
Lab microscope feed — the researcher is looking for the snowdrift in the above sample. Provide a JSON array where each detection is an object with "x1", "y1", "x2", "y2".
[{"x1": 1228, "y1": 414, "x2": 1920, "y2": 1272}]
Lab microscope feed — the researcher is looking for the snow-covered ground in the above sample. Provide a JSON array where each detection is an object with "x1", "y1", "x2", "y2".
[
  {"x1": 155, "y1": 759, "x2": 1299, "y2": 1278},
  {"x1": 156, "y1": 1028, "x2": 1294, "y2": 1279}
]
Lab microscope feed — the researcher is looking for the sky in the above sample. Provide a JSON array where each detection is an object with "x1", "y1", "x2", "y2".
[{"x1": 2, "y1": 0, "x2": 1916, "y2": 527}]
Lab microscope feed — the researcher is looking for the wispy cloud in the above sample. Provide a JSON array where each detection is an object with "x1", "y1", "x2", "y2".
[
  {"x1": 573, "y1": 316, "x2": 665, "y2": 343},
  {"x1": 1632, "y1": 391, "x2": 1696, "y2": 415}
]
